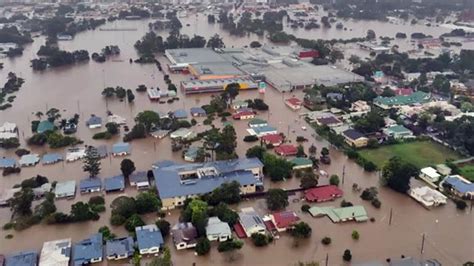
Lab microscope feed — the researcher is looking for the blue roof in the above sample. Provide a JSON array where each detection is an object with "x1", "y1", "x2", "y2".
[
  {"x1": 72, "y1": 233, "x2": 103, "y2": 265},
  {"x1": 190, "y1": 107, "x2": 206, "y2": 115},
  {"x1": 37, "y1": 120, "x2": 54, "y2": 133},
  {"x1": 173, "y1": 109, "x2": 188, "y2": 119},
  {"x1": 153, "y1": 158, "x2": 262, "y2": 199},
  {"x1": 87, "y1": 116, "x2": 102, "y2": 126},
  {"x1": 0, "y1": 157, "x2": 16, "y2": 168},
  {"x1": 136, "y1": 225, "x2": 164, "y2": 250},
  {"x1": 104, "y1": 175, "x2": 125, "y2": 192},
  {"x1": 96, "y1": 145, "x2": 108, "y2": 158},
  {"x1": 112, "y1": 142, "x2": 130, "y2": 154},
  {"x1": 42, "y1": 153, "x2": 63, "y2": 164},
  {"x1": 5, "y1": 251, "x2": 38, "y2": 266},
  {"x1": 152, "y1": 160, "x2": 176, "y2": 168},
  {"x1": 252, "y1": 126, "x2": 277, "y2": 134},
  {"x1": 79, "y1": 178, "x2": 102, "y2": 190},
  {"x1": 444, "y1": 176, "x2": 474, "y2": 194},
  {"x1": 106, "y1": 237, "x2": 134, "y2": 257}
]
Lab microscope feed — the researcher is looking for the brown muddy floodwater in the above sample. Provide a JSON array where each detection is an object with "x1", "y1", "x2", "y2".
[{"x1": 0, "y1": 14, "x2": 473, "y2": 266}]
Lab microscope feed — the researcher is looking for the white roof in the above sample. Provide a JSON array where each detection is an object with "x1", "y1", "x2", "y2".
[
  {"x1": 410, "y1": 186, "x2": 447, "y2": 207},
  {"x1": 0, "y1": 122, "x2": 17, "y2": 132},
  {"x1": 0, "y1": 132, "x2": 17, "y2": 139},
  {"x1": 40, "y1": 238, "x2": 71, "y2": 266},
  {"x1": 420, "y1": 167, "x2": 441, "y2": 179},
  {"x1": 107, "y1": 114, "x2": 126, "y2": 125}
]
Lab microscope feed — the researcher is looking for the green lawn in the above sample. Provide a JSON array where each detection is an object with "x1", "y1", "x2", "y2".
[
  {"x1": 460, "y1": 165, "x2": 474, "y2": 182},
  {"x1": 359, "y1": 141, "x2": 462, "y2": 169}
]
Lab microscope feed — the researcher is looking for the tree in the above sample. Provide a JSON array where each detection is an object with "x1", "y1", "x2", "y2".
[
  {"x1": 250, "y1": 41, "x2": 262, "y2": 48},
  {"x1": 10, "y1": 188, "x2": 34, "y2": 216},
  {"x1": 217, "y1": 240, "x2": 243, "y2": 252},
  {"x1": 321, "y1": 237, "x2": 331, "y2": 245},
  {"x1": 263, "y1": 153, "x2": 293, "y2": 181},
  {"x1": 208, "y1": 181, "x2": 241, "y2": 206},
  {"x1": 321, "y1": 147, "x2": 329, "y2": 157},
  {"x1": 266, "y1": 189, "x2": 288, "y2": 211},
  {"x1": 99, "y1": 226, "x2": 116, "y2": 241},
  {"x1": 366, "y1": 29, "x2": 376, "y2": 40},
  {"x1": 195, "y1": 237, "x2": 211, "y2": 255},
  {"x1": 182, "y1": 199, "x2": 208, "y2": 236},
  {"x1": 218, "y1": 125, "x2": 237, "y2": 156},
  {"x1": 156, "y1": 219, "x2": 171, "y2": 238},
  {"x1": 211, "y1": 203, "x2": 239, "y2": 226},
  {"x1": 148, "y1": 247, "x2": 172, "y2": 266},
  {"x1": 329, "y1": 175, "x2": 340, "y2": 186},
  {"x1": 114, "y1": 87, "x2": 126, "y2": 99},
  {"x1": 381, "y1": 156, "x2": 419, "y2": 193},
  {"x1": 34, "y1": 192, "x2": 56, "y2": 219},
  {"x1": 70, "y1": 202, "x2": 98, "y2": 222},
  {"x1": 290, "y1": 222, "x2": 312, "y2": 239},
  {"x1": 127, "y1": 89, "x2": 135, "y2": 103},
  {"x1": 224, "y1": 83, "x2": 240, "y2": 105},
  {"x1": 125, "y1": 214, "x2": 145, "y2": 232},
  {"x1": 351, "y1": 230, "x2": 360, "y2": 240},
  {"x1": 296, "y1": 144, "x2": 306, "y2": 157},
  {"x1": 343, "y1": 249, "x2": 352, "y2": 262},
  {"x1": 120, "y1": 158, "x2": 136, "y2": 178},
  {"x1": 308, "y1": 144, "x2": 317, "y2": 156},
  {"x1": 360, "y1": 187, "x2": 378, "y2": 201},
  {"x1": 83, "y1": 146, "x2": 101, "y2": 177},
  {"x1": 300, "y1": 173, "x2": 318, "y2": 189},
  {"x1": 246, "y1": 146, "x2": 266, "y2": 161},
  {"x1": 207, "y1": 34, "x2": 225, "y2": 49},
  {"x1": 111, "y1": 196, "x2": 137, "y2": 220},
  {"x1": 102, "y1": 87, "x2": 115, "y2": 98},
  {"x1": 135, "y1": 192, "x2": 161, "y2": 214},
  {"x1": 135, "y1": 110, "x2": 160, "y2": 132},
  {"x1": 105, "y1": 122, "x2": 119, "y2": 135},
  {"x1": 251, "y1": 233, "x2": 270, "y2": 246}
]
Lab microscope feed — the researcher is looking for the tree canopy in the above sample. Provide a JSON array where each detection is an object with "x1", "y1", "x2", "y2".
[
  {"x1": 381, "y1": 156, "x2": 419, "y2": 193},
  {"x1": 266, "y1": 188, "x2": 288, "y2": 211}
]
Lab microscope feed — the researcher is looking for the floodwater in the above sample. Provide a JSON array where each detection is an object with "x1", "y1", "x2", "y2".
[{"x1": 0, "y1": 13, "x2": 473, "y2": 266}]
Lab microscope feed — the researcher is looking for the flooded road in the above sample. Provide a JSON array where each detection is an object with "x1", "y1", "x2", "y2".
[{"x1": 0, "y1": 15, "x2": 473, "y2": 265}]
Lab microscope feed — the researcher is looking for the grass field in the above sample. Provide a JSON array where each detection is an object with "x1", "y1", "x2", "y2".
[
  {"x1": 460, "y1": 165, "x2": 474, "y2": 182},
  {"x1": 359, "y1": 141, "x2": 462, "y2": 168}
]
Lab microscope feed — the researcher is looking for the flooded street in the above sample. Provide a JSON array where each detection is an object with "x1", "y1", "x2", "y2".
[{"x1": 0, "y1": 15, "x2": 473, "y2": 265}]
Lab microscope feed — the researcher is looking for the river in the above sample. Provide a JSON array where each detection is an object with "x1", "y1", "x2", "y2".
[{"x1": 0, "y1": 13, "x2": 472, "y2": 265}]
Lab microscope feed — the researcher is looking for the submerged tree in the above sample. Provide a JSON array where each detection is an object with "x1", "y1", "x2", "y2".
[{"x1": 83, "y1": 146, "x2": 101, "y2": 177}]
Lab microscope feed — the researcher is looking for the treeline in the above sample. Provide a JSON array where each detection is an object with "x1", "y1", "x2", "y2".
[
  {"x1": 215, "y1": 10, "x2": 287, "y2": 36},
  {"x1": 31, "y1": 46, "x2": 90, "y2": 70}
]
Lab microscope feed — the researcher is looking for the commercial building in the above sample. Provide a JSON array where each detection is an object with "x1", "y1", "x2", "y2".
[
  {"x1": 153, "y1": 158, "x2": 263, "y2": 209},
  {"x1": 40, "y1": 239, "x2": 71, "y2": 266},
  {"x1": 206, "y1": 217, "x2": 232, "y2": 242},
  {"x1": 409, "y1": 186, "x2": 447, "y2": 208},
  {"x1": 105, "y1": 237, "x2": 134, "y2": 260},
  {"x1": 342, "y1": 129, "x2": 369, "y2": 148},
  {"x1": 54, "y1": 180, "x2": 76, "y2": 199},
  {"x1": 304, "y1": 185, "x2": 343, "y2": 202},
  {"x1": 308, "y1": 206, "x2": 368, "y2": 223},
  {"x1": 181, "y1": 77, "x2": 258, "y2": 95},
  {"x1": 72, "y1": 233, "x2": 103, "y2": 265},
  {"x1": 171, "y1": 223, "x2": 198, "y2": 250},
  {"x1": 374, "y1": 91, "x2": 431, "y2": 109},
  {"x1": 136, "y1": 224, "x2": 164, "y2": 255}
]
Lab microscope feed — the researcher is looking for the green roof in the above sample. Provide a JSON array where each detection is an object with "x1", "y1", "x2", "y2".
[
  {"x1": 248, "y1": 118, "x2": 267, "y2": 126},
  {"x1": 385, "y1": 125, "x2": 411, "y2": 134},
  {"x1": 37, "y1": 120, "x2": 54, "y2": 133},
  {"x1": 291, "y1": 157, "x2": 313, "y2": 166},
  {"x1": 374, "y1": 91, "x2": 430, "y2": 107},
  {"x1": 308, "y1": 206, "x2": 368, "y2": 223}
]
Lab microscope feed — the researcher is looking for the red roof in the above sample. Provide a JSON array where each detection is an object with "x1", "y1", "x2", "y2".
[
  {"x1": 274, "y1": 144, "x2": 297, "y2": 156},
  {"x1": 264, "y1": 220, "x2": 277, "y2": 231},
  {"x1": 232, "y1": 111, "x2": 255, "y2": 119},
  {"x1": 233, "y1": 222, "x2": 247, "y2": 238},
  {"x1": 304, "y1": 185, "x2": 343, "y2": 202},
  {"x1": 261, "y1": 134, "x2": 283, "y2": 145},
  {"x1": 286, "y1": 97, "x2": 302, "y2": 106},
  {"x1": 272, "y1": 211, "x2": 300, "y2": 229},
  {"x1": 394, "y1": 88, "x2": 413, "y2": 96}
]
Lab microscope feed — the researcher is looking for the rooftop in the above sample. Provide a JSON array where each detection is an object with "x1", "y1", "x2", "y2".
[
  {"x1": 271, "y1": 211, "x2": 300, "y2": 229},
  {"x1": 54, "y1": 180, "x2": 76, "y2": 197},
  {"x1": 0, "y1": 157, "x2": 16, "y2": 168},
  {"x1": 104, "y1": 175, "x2": 125, "y2": 192},
  {"x1": 165, "y1": 48, "x2": 227, "y2": 65},
  {"x1": 274, "y1": 144, "x2": 297, "y2": 155},
  {"x1": 206, "y1": 217, "x2": 231, "y2": 237},
  {"x1": 5, "y1": 251, "x2": 38, "y2": 266},
  {"x1": 171, "y1": 222, "x2": 198, "y2": 246},
  {"x1": 19, "y1": 154, "x2": 40, "y2": 166},
  {"x1": 72, "y1": 233, "x2": 103, "y2": 265},
  {"x1": 444, "y1": 175, "x2": 474, "y2": 194},
  {"x1": 248, "y1": 118, "x2": 267, "y2": 126},
  {"x1": 37, "y1": 120, "x2": 54, "y2": 133},
  {"x1": 308, "y1": 205, "x2": 368, "y2": 222},
  {"x1": 190, "y1": 107, "x2": 206, "y2": 116},
  {"x1": 79, "y1": 178, "x2": 102, "y2": 190},
  {"x1": 42, "y1": 153, "x2": 63, "y2": 165},
  {"x1": 136, "y1": 224, "x2": 164, "y2": 250},
  {"x1": 173, "y1": 109, "x2": 188, "y2": 119},
  {"x1": 239, "y1": 207, "x2": 265, "y2": 231},
  {"x1": 290, "y1": 157, "x2": 313, "y2": 166},
  {"x1": 40, "y1": 238, "x2": 71, "y2": 266},
  {"x1": 342, "y1": 129, "x2": 366, "y2": 140},
  {"x1": 105, "y1": 237, "x2": 134, "y2": 258},
  {"x1": 129, "y1": 171, "x2": 148, "y2": 184},
  {"x1": 112, "y1": 142, "x2": 130, "y2": 154},
  {"x1": 385, "y1": 125, "x2": 412, "y2": 134},
  {"x1": 374, "y1": 91, "x2": 431, "y2": 107},
  {"x1": 304, "y1": 185, "x2": 343, "y2": 202}
]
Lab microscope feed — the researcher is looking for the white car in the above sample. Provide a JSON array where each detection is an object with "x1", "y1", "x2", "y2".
[{"x1": 301, "y1": 126, "x2": 307, "y2": 131}]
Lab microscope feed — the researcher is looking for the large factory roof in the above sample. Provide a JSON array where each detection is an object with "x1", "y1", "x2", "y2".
[{"x1": 165, "y1": 48, "x2": 227, "y2": 65}]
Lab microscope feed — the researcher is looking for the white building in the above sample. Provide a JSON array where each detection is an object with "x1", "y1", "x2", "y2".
[
  {"x1": 40, "y1": 238, "x2": 72, "y2": 266},
  {"x1": 206, "y1": 217, "x2": 232, "y2": 242},
  {"x1": 238, "y1": 207, "x2": 266, "y2": 237},
  {"x1": 420, "y1": 167, "x2": 441, "y2": 183},
  {"x1": 409, "y1": 186, "x2": 447, "y2": 208}
]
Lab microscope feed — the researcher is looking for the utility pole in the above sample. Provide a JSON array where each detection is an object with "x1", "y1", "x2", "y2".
[
  {"x1": 420, "y1": 233, "x2": 425, "y2": 254},
  {"x1": 325, "y1": 253, "x2": 329, "y2": 266},
  {"x1": 342, "y1": 164, "x2": 346, "y2": 185},
  {"x1": 389, "y1": 208, "x2": 393, "y2": 226}
]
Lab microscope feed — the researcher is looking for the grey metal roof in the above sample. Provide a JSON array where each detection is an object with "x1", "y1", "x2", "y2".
[
  {"x1": 5, "y1": 251, "x2": 38, "y2": 266},
  {"x1": 104, "y1": 175, "x2": 125, "y2": 192},
  {"x1": 190, "y1": 107, "x2": 206, "y2": 116},
  {"x1": 54, "y1": 180, "x2": 76, "y2": 197},
  {"x1": 239, "y1": 208, "x2": 265, "y2": 231},
  {"x1": 79, "y1": 178, "x2": 102, "y2": 191},
  {"x1": 153, "y1": 158, "x2": 262, "y2": 199},
  {"x1": 190, "y1": 61, "x2": 243, "y2": 76},
  {"x1": 129, "y1": 171, "x2": 148, "y2": 184},
  {"x1": 86, "y1": 116, "x2": 102, "y2": 126},
  {"x1": 136, "y1": 224, "x2": 164, "y2": 250},
  {"x1": 96, "y1": 145, "x2": 108, "y2": 158},
  {"x1": 173, "y1": 109, "x2": 188, "y2": 119},
  {"x1": 19, "y1": 154, "x2": 40, "y2": 166},
  {"x1": 42, "y1": 153, "x2": 63, "y2": 165},
  {"x1": 72, "y1": 233, "x2": 103, "y2": 265},
  {"x1": 206, "y1": 217, "x2": 231, "y2": 237},
  {"x1": 166, "y1": 48, "x2": 227, "y2": 64},
  {"x1": 105, "y1": 237, "x2": 134, "y2": 257}
]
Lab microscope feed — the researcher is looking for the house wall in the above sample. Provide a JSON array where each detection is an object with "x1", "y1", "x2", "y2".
[
  {"x1": 344, "y1": 137, "x2": 368, "y2": 148},
  {"x1": 140, "y1": 246, "x2": 160, "y2": 254},
  {"x1": 245, "y1": 225, "x2": 266, "y2": 237}
]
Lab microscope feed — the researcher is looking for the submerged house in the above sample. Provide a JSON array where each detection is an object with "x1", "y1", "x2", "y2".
[
  {"x1": 105, "y1": 237, "x2": 134, "y2": 260},
  {"x1": 112, "y1": 143, "x2": 130, "y2": 156},
  {"x1": 104, "y1": 175, "x2": 125, "y2": 193},
  {"x1": 54, "y1": 180, "x2": 76, "y2": 199},
  {"x1": 40, "y1": 238, "x2": 71, "y2": 266},
  {"x1": 72, "y1": 233, "x2": 103, "y2": 265},
  {"x1": 19, "y1": 154, "x2": 40, "y2": 167},
  {"x1": 129, "y1": 171, "x2": 150, "y2": 190},
  {"x1": 79, "y1": 178, "x2": 102, "y2": 194},
  {"x1": 136, "y1": 224, "x2": 164, "y2": 255},
  {"x1": 206, "y1": 217, "x2": 232, "y2": 242},
  {"x1": 171, "y1": 222, "x2": 198, "y2": 250},
  {"x1": 237, "y1": 207, "x2": 266, "y2": 238},
  {"x1": 5, "y1": 251, "x2": 38, "y2": 266}
]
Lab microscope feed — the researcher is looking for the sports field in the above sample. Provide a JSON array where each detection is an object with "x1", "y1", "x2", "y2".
[
  {"x1": 460, "y1": 165, "x2": 474, "y2": 182},
  {"x1": 359, "y1": 141, "x2": 462, "y2": 168}
]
